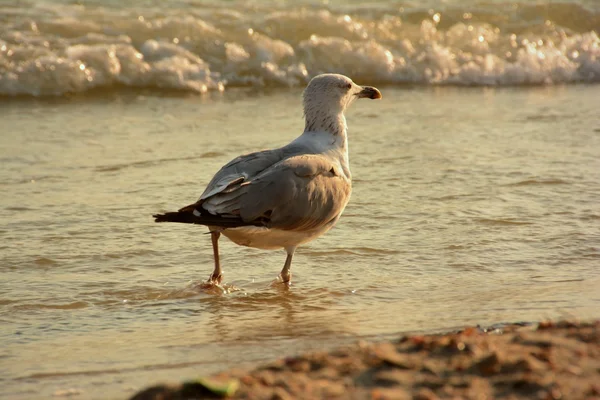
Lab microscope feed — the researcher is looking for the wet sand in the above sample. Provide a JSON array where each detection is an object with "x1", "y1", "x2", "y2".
[{"x1": 130, "y1": 320, "x2": 599, "y2": 400}]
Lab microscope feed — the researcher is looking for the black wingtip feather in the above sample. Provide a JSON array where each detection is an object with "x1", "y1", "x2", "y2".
[
  {"x1": 152, "y1": 209, "x2": 266, "y2": 228},
  {"x1": 153, "y1": 212, "x2": 195, "y2": 223}
]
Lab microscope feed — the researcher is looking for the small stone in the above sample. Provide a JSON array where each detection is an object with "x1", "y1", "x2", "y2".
[
  {"x1": 421, "y1": 376, "x2": 445, "y2": 390},
  {"x1": 370, "y1": 387, "x2": 410, "y2": 400},
  {"x1": 373, "y1": 343, "x2": 412, "y2": 369},
  {"x1": 556, "y1": 321, "x2": 578, "y2": 329},
  {"x1": 504, "y1": 356, "x2": 545, "y2": 373},
  {"x1": 549, "y1": 388, "x2": 562, "y2": 399},
  {"x1": 295, "y1": 361, "x2": 311, "y2": 372},
  {"x1": 411, "y1": 336, "x2": 426, "y2": 347},
  {"x1": 588, "y1": 384, "x2": 600, "y2": 396},
  {"x1": 264, "y1": 359, "x2": 286, "y2": 371},
  {"x1": 372, "y1": 369, "x2": 412, "y2": 386},
  {"x1": 256, "y1": 370, "x2": 276, "y2": 386},
  {"x1": 285, "y1": 358, "x2": 310, "y2": 372},
  {"x1": 321, "y1": 381, "x2": 346, "y2": 398},
  {"x1": 511, "y1": 378, "x2": 545, "y2": 392},
  {"x1": 538, "y1": 321, "x2": 554, "y2": 330},
  {"x1": 449, "y1": 376, "x2": 470, "y2": 388},
  {"x1": 421, "y1": 362, "x2": 438, "y2": 375},
  {"x1": 461, "y1": 326, "x2": 478, "y2": 336},
  {"x1": 565, "y1": 365, "x2": 583, "y2": 376},
  {"x1": 270, "y1": 387, "x2": 293, "y2": 400},
  {"x1": 413, "y1": 388, "x2": 440, "y2": 400},
  {"x1": 473, "y1": 352, "x2": 502, "y2": 376}
]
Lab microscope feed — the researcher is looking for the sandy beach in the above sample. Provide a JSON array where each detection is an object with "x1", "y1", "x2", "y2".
[{"x1": 130, "y1": 320, "x2": 599, "y2": 400}]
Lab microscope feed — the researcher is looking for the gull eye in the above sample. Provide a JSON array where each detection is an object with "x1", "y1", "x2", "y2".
[{"x1": 346, "y1": 83, "x2": 352, "y2": 90}]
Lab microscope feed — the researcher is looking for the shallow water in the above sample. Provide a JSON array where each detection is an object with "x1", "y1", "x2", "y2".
[{"x1": 2, "y1": 84, "x2": 599, "y2": 399}]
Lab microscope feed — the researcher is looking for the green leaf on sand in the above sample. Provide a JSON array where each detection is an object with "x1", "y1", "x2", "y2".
[{"x1": 182, "y1": 377, "x2": 239, "y2": 397}]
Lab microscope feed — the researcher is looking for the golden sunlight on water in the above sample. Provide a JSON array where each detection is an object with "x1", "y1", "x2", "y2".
[{"x1": 1, "y1": 85, "x2": 599, "y2": 399}]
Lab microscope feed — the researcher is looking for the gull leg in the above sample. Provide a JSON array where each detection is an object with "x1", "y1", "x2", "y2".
[
  {"x1": 279, "y1": 246, "x2": 295, "y2": 285},
  {"x1": 208, "y1": 231, "x2": 222, "y2": 284}
]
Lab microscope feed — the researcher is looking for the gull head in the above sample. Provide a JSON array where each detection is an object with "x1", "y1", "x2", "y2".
[
  {"x1": 303, "y1": 74, "x2": 382, "y2": 115},
  {"x1": 302, "y1": 74, "x2": 382, "y2": 135}
]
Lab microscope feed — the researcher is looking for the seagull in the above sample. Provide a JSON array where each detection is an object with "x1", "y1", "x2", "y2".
[{"x1": 153, "y1": 73, "x2": 381, "y2": 286}]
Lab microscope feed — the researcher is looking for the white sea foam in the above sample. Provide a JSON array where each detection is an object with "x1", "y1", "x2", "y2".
[{"x1": 0, "y1": 1, "x2": 599, "y2": 96}]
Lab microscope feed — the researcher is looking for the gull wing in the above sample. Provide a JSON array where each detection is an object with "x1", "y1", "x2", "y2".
[
  {"x1": 202, "y1": 154, "x2": 352, "y2": 231},
  {"x1": 198, "y1": 148, "x2": 286, "y2": 202}
]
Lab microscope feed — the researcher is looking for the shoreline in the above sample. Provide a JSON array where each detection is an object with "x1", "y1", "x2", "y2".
[{"x1": 130, "y1": 320, "x2": 599, "y2": 399}]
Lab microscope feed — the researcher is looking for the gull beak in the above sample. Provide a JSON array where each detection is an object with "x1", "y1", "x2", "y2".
[{"x1": 356, "y1": 86, "x2": 382, "y2": 99}]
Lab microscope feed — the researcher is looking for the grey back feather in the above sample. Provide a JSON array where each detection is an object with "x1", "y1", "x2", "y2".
[{"x1": 200, "y1": 152, "x2": 351, "y2": 231}]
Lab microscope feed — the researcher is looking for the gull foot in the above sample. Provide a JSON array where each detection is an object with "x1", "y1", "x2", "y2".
[
  {"x1": 195, "y1": 281, "x2": 241, "y2": 295},
  {"x1": 270, "y1": 274, "x2": 292, "y2": 289},
  {"x1": 208, "y1": 273, "x2": 223, "y2": 285},
  {"x1": 196, "y1": 281, "x2": 232, "y2": 296},
  {"x1": 197, "y1": 273, "x2": 223, "y2": 290}
]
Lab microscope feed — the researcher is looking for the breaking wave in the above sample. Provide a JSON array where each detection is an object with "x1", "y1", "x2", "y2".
[{"x1": 1, "y1": 0, "x2": 599, "y2": 96}]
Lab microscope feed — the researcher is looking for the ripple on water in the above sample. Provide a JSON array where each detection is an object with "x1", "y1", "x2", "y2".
[
  {"x1": 5, "y1": 206, "x2": 36, "y2": 211},
  {"x1": 473, "y1": 218, "x2": 534, "y2": 226},
  {"x1": 33, "y1": 257, "x2": 59, "y2": 266},
  {"x1": 13, "y1": 301, "x2": 89, "y2": 311},
  {"x1": 303, "y1": 247, "x2": 400, "y2": 256},
  {"x1": 94, "y1": 152, "x2": 225, "y2": 173},
  {"x1": 0, "y1": 175, "x2": 67, "y2": 185},
  {"x1": 503, "y1": 178, "x2": 571, "y2": 186}
]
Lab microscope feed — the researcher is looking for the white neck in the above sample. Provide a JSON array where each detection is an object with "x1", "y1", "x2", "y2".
[
  {"x1": 300, "y1": 111, "x2": 351, "y2": 179},
  {"x1": 304, "y1": 108, "x2": 347, "y2": 137}
]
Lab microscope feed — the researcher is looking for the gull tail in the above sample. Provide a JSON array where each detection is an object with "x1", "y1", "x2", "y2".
[
  {"x1": 153, "y1": 204, "x2": 265, "y2": 228},
  {"x1": 153, "y1": 210, "x2": 200, "y2": 224}
]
